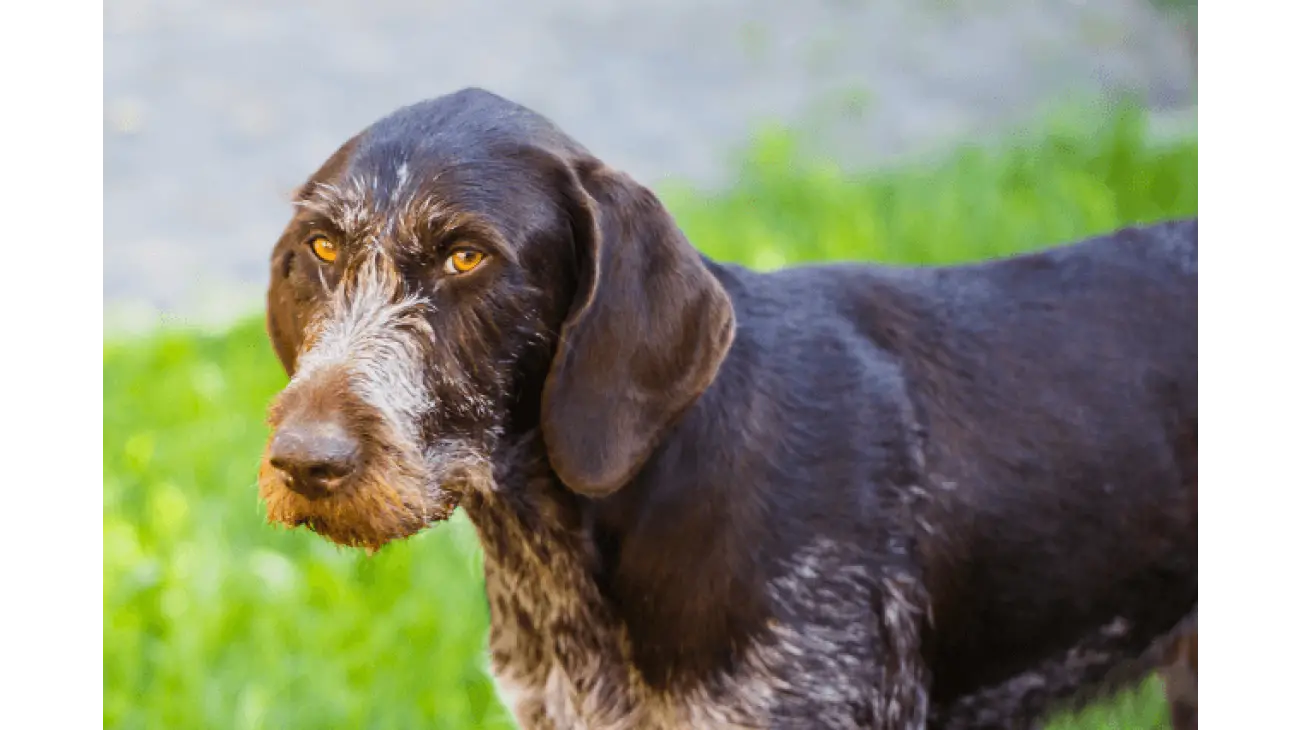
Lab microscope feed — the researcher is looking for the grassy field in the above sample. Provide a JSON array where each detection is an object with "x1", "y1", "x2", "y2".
[{"x1": 104, "y1": 105, "x2": 1196, "y2": 729}]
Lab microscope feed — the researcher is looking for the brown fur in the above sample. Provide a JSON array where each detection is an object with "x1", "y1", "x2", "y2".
[{"x1": 257, "y1": 88, "x2": 1197, "y2": 729}]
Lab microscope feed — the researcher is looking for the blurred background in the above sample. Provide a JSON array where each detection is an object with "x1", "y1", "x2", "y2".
[
  {"x1": 104, "y1": 1, "x2": 1197, "y2": 728},
  {"x1": 105, "y1": 0, "x2": 1195, "y2": 332}
]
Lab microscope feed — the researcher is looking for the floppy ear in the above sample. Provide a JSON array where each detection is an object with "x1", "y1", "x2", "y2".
[{"x1": 541, "y1": 158, "x2": 736, "y2": 497}]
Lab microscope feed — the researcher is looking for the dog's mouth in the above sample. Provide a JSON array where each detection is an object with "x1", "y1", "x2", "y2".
[{"x1": 257, "y1": 443, "x2": 489, "y2": 552}]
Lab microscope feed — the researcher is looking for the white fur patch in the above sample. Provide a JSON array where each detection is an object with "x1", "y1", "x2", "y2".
[
  {"x1": 296, "y1": 169, "x2": 460, "y2": 253},
  {"x1": 293, "y1": 254, "x2": 433, "y2": 443}
]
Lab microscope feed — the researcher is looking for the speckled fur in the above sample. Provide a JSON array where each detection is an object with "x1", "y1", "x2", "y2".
[
  {"x1": 261, "y1": 89, "x2": 1198, "y2": 730},
  {"x1": 467, "y1": 436, "x2": 935, "y2": 730}
]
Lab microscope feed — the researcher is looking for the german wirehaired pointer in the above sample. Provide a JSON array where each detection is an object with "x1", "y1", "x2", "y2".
[{"x1": 259, "y1": 88, "x2": 1197, "y2": 729}]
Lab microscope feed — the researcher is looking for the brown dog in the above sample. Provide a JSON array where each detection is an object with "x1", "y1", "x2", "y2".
[{"x1": 259, "y1": 88, "x2": 1197, "y2": 729}]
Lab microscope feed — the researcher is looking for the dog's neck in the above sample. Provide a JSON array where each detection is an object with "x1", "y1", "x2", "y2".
[
  {"x1": 459, "y1": 426, "x2": 772, "y2": 700},
  {"x1": 462, "y1": 432, "x2": 602, "y2": 598},
  {"x1": 459, "y1": 430, "x2": 641, "y2": 719}
]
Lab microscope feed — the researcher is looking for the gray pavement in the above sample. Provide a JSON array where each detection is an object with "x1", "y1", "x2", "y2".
[{"x1": 104, "y1": 0, "x2": 1196, "y2": 335}]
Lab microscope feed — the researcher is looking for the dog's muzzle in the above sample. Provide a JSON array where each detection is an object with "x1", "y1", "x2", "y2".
[
  {"x1": 266, "y1": 415, "x2": 360, "y2": 499},
  {"x1": 256, "y1": 368, "x2": 463, "y2": 552}
]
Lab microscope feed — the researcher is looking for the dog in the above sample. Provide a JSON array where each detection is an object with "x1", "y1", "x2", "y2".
[{"x1": 258, "y1": 88, "x2": 1197, "y2": 729}]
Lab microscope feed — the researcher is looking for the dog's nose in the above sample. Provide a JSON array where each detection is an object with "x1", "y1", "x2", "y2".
[{"x1": 268, "y1": 419, "x2": 359, "y2": 498}]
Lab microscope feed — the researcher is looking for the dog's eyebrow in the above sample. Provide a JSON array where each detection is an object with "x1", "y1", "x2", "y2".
[
  {"x1": 289, "y1": 185, "x2": 336, "y2": 216},
  {"x1": 289, "y1": 180, "x2": 379, "y2": 237},
  {"x1": 422, "y1": 212, "x2": 520, "y2": 266},
  {"x1": 290, "y1": 181, "x2": 326, "y2": 205},
  {"x1": 295, "y1": 181, "x2": 349, "y2": 207}
]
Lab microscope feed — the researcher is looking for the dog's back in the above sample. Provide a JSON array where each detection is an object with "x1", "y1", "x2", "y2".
[
  {"x1": 716, "y1": 219, "x2": 1197, "y2": 726},
  {"x1": 856, "y1": 219, "x2": 1198, "y2": 724}
]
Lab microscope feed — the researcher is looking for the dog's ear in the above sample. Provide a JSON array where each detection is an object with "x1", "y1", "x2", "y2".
[{"x1": 541, "y1": 158, "x2": 736, "y2": 497}]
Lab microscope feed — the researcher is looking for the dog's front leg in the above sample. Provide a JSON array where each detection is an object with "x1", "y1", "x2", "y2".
[
  {"x1": 766, "y1": 551, "x2": 932, "y2": 730},
  {"x1": 491, "y1": 670, "x2": 559, "y2": 730}
]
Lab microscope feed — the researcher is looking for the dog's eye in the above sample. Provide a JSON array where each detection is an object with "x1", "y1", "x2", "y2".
[
  {"x1": 445, "y1": 249, "x2": 486, "y2": 274},
  {"x1": 308, "y1": 235, "x2": 338, "y2": 264}
]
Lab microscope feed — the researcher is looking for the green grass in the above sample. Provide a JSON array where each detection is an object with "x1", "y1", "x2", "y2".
[{"x1": 104, "y1": 104, "x2": 1196, "y2": 729}]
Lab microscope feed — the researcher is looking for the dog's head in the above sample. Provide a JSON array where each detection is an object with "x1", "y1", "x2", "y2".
[{"x1": 259, "y1": 88, "x2": 736, "y2": 551}]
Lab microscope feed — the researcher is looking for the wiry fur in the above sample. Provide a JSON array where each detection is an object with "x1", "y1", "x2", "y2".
[
  {"x1": 260, "y1": 252, "x2": 491, "y2": 550},
  {"x1": 259, "y1": 88, "x2": 1197, "y2": 729},
  {"x1": 472, "y1": 437, "x2": 930, "y2": 729}
]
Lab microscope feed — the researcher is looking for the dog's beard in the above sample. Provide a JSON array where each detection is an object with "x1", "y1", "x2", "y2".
[
  {"x1": 258, "y1": 438, "x2": 492, "y2": 552},
  {"x1": 259, "y1": 254, "x2": 503, "y2": 550}
]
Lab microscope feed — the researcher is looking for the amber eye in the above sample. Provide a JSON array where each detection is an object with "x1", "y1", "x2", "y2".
[
  {"x1": 308, "y1": 235, "x2": 337, "y2": 263},
  {"x1": 445, "y1": 248, "x2": 486, "y2": 274}
]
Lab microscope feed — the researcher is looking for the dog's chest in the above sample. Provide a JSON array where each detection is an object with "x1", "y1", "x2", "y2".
[
  {"x1": 486, "y1": 639, "x2": 779, "y2": 730},
  {"x1": 479, "y1": 535, "x2": 928, "y2": 730},
  {"x1": 481, "y1": 560, "x2": 778, "y2": 730},
  {"x1": 465, "y1": 459, "x2": 928, "y2": 729}
]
